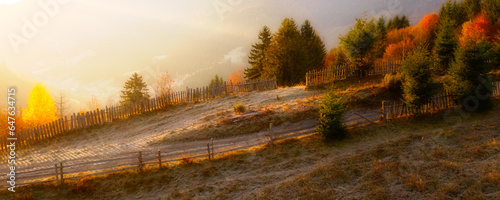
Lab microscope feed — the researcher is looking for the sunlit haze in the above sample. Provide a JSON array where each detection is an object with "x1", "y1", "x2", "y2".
[{"x1": 0, "y1": 0, "x2": 445, "y2": 112}]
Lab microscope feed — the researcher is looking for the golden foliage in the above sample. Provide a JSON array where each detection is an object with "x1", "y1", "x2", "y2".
[
  {"x1": 151, "y1": 72, "x2": 174, "y2": 98},
  {"x1": 386, "y1": 27, "x2": 414, "y2": 45},
  {"x1": 22, "y1": 83, "x2": 57, "y2": 127},
  {"x1": 460, "y1": 14, "x2": 493, "y2": 45},
  {"x1": 383, "y1": 38, "x2": 415, "y2": 61},
  {"x1": 414, "y1": 13, "x2": 439, "y2": 46},
  {"x1": 228, "y1": 67, "x2": 245, "y2": 84}
]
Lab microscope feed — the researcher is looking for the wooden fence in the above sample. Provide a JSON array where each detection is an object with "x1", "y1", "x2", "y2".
[
  {"x1": 305, "y1": 61, "x2": 402, "y2": 87},
  {"x1": 382, "y1": 82, "x2": 500, "y2": 120},
  {"x1": 0, "y1": 78, "x2": 277, "y2": 151},
  {"x1": 10, "y1": 122, "x2": 316, "y2": 187}
]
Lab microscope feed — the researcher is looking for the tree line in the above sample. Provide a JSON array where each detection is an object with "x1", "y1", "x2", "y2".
[{"x1": 244, "y1": 19, "x2": 326, "y2": 86}]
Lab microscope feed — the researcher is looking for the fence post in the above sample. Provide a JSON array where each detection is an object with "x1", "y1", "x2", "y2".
[
  {"x1": 59, "y1": 162, "x2": 64, "y2": 184},
  {"x1": 306, "y1": 72, "x2": 309, "y2": 87},
  {"x1": 207, "y1": 142, "x2": 211, "y2": 161},
  {"x1": 211, "y1": 138, "x2": 214, "y2": 160},
  {"x1": 138, "y1": 151, "x2": 143, "y2": 172},
  {"x1": 157, "y1": 150, "x2": 162, "y2": 169},
  {"x1": 268, "y1": 123, "x2": 274, "y2": 146},
  {"x1": 381, "y1": 101, "x2": 386, "y2": 121},
  {"x1": 55, "y1": 163, "x2": 59, "y2": 182}
]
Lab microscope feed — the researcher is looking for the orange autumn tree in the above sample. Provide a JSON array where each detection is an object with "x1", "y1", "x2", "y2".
[
  {"x1": 460, "y1": 15, "x2": 493, "y2": 45},
  {"x1": 0, "y1": 109, "x2": 9, "y2": 137},
  {"x1": 386, "y1": 26, "x2": 414, "y2": 45},
  {"x1": 22, "y1": 83, "x2": 57, "y2": 127},
  {"x1": 384, "y1": 38, "x2": 415, "y2": 61},
  {"x1": 228, "y1": 67, "x2": 245, "y2": 83},
  {"x1": 414, "y1": 13, "x2": 439, "y2": 48}
]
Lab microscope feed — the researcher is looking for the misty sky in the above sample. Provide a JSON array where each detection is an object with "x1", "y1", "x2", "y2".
[{"x1": 0, "y1": 0, "x2": 445, "y2": 111}]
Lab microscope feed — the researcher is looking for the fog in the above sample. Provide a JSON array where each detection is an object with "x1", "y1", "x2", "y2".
[{"x1": 0, "y1": 0, "x2": 446, "y2": 112}]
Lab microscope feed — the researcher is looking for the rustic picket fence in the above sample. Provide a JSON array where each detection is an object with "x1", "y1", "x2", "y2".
[
  {"x1": 0, "y1": 78, "x2": 277, "y2": 151},
  {"x1": 381, "y1": 82, "x2": 500, "y2": 120},
  {"x1": 11, "y1": 122, "x2": 315, "y2": 187},
  {"x1": 305, "y1": 61, "x2": 402, "y2": 87}
]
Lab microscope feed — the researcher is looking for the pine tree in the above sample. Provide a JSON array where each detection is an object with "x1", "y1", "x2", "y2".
[
  {"x1": 482, "y1": 0, "x2": 500, "y2": 24},
  {"x1": 209, "y1": 74, "x2": 224, "y2": 89},
  {"x1": 462, "y1": 0, "x2": 481, "y2": 19},
  {"x1": 433, "y1": 18, "x2": 458, "y2": 74},
  {"x1": 120, "y1": 73, "x2": 150, "y2": 105},
  {"x1": 400, "y1": 15, "x2": 410, "y2": 28},
  {"x1": 245, "y1": 26, "x2": 272, "y2": 80},
  {"x1": 402, "y1": 47, "x2": 437, "y2": 113},
  {"x1": 317, "y1": 92, "x2": 347, "y2": 140},
  {"x1": 439, "y1": 0, "x2": 467, "y2": 26},
  {"x1": 339, "y1": 17, "x2": 376, "y2": 76},
  {"x1": 374, "y1": 16, "x2": 387, "y2": 58},
  {"x1": 387, "y1": 15, "x2": 410, "y2": 30},
  {"x1": 447, "y1": 39, "x2": 494, "y2": 110},
  {"x1": 300, "y1": 20, "x2": 326, "y2": 73},
  {"x1": 493, "y1": 35, "x2": 500, "y2": 68},
  {"x1": 263, "y1": 18, "x2": 306, "y2": 86}
]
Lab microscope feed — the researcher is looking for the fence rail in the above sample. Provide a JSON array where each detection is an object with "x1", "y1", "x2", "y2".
[
  {"x1": 0, "y1": 78, "x2": 277, "y2": 152},
  {"x1": 381, "y1": 82, "x2": 500, "y2": 120},
  {"x1": 305, "y1": 61, "x2": 401, "y2": 87},
  {"x1": 10, "y1": 123, "x2": 315, "y2": 187}
]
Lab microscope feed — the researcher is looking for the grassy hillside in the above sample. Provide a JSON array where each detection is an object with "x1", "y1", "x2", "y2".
[{"x1": 4, "y1": 100, "x2": 499, "y2": 200}]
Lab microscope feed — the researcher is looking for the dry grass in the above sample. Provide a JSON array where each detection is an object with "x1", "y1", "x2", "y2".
[
  {"x1": 157, "y1": 96, "x2": 320, "y2": 143},
  {"x1": 4, "y1": 101, "x2": 500, "y2": 199},
  {"x1": 309, "y1": 75, "x2": 403, "y2": 110}
]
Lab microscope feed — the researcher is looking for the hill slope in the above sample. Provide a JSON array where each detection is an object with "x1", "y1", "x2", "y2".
[{"x1": 4, "y1": 100, "x2": 500, "y2": 199}]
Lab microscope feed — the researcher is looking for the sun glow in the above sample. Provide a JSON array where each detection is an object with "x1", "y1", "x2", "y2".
[{"x1": 0, "y1": 0, "x2": 22, "y2": 5}]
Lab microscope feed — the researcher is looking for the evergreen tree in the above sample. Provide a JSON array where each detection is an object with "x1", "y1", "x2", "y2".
[
  {"x1": 300, "y1": 20, "x2": 327, "y2": 72},
  {"x1": 439, "y1": 0, "x2": 467, "y2": 26},
  {"x1": 263, "y1": 18, "x2": 306, "y2": 86},
  {"x1": 245, "y1": 26, "x2": 272, "y2": 80},
  {"x1": 400, "y1": 15, "x2": 410, "y2": 27},
  {"x1": 462, "y1": 0, "x2": 481, "y2": 20},
  {"x1": 387, "y1": 15, "x2": 410, "y2": 30},
  {"x1": 120, "y1": 73, "x2": 150, "y2": 105},
  {"x1": 433, "y1": 18, "x2": 458, "y2": 74},
  {"x1": 493, "y1": 35, "x2": 500, "y2": 68},
  {"x1": 402, "y1": 47, "x2": 437, "y2": 113},
  {"x1": 209, "y1": 74, "x2": 224, "y2": 89},
  {"x1": 374, "y1": 16, "x2": 387, "y2": 58},
  {"x1": 482, "y1": 0, "x2": 500, "y2": 23},
  {"x1": 317, "y1": 92, "x2": 347, "y2": 140},
  {"x1": 339, "y1": 17, "x2": 376, "y2": 76},
  {"x1": 447, "y1": 39, "x2": 494, "y2": 109}
]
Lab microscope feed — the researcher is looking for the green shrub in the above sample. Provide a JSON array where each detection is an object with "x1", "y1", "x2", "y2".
[
  {"x1": 317, "y1": 92, "x2": 347, "y2": 140},
  {"x1": 382, "y1": 72, "x2": 404, "y2": 92},
  {"x1": 402, "y1": 46, "x2": 437, "y2": 113},
  {"x1": 447, "y1": 39, "x2": 494, "y2": 110},
  {"x1": 234, "y1": 103, "x2": 246, "y2": 114}
]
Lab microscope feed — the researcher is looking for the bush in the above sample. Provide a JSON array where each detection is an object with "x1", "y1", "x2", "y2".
[
  {"x1": 402, "y1": 46, "x2": 437, "y2": 113},
  {"x1": 234, "y1": 103, "x2": 246, "y2": 114},
  {"x1": 317, "y1": 92, "x2": 347, "y2": 140},
  {"x1": 447, "y1": 39, "x2": 494, "y2": 110},
  {"x1": 382, "y1": 72, "x2": 404, "y2": 92}
]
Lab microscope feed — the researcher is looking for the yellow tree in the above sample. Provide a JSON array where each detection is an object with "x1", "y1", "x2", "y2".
[
  {"x1": 86, "y1": 94, "x2": 101, "y2": 110},
  {"x1": 22, "y1": 83, "x2": 57, "y2": 127},
  {"x1": 151, "y1": 72, "x2": 174, "y2": 98}
]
